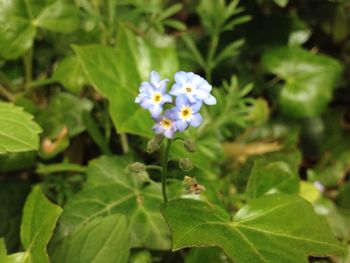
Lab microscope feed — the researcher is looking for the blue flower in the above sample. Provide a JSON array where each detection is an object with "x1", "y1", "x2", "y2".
[
  {"x1": 153, "y1": 110, "x2": 178, "y2": 138},
  {"x1": 135, "y1": 71, "x2": 172, "y2": 117},
  {"x1": 172, "y1": 95, "x2": 203, "y2": 131},
  {"x1": 169, "y1": 71, "x2": 216, "y2": 105}
]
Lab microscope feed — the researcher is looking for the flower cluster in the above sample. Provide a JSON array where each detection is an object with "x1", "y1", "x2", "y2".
[{"x1": 135, "y1": 70, "x2": 216, "y2": 138}]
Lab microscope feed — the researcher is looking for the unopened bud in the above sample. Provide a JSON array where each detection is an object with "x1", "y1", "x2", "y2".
[
  {"x1": 179, "y1": 158, "x2": 193, "y2": 172},
  {"x1": 184, "y1": 138, "x2": 196, "y2": 152},
  {"x1": 126, "y1": 162, "x2": 146, "y2": 173},
  {"x1": 183, "y1": 176, "x2": 205, "y2": 195},
  {"x1": 125, "y1": 162, "x2": 149, "y2": 182},
  {"x1": 147, "y1": 134, "x2": 164, "y2": 153}
]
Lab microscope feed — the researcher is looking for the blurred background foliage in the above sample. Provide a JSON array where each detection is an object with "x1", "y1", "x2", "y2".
[{"x1": 0, "y1": 0, "x2": 350, "y2": 262}]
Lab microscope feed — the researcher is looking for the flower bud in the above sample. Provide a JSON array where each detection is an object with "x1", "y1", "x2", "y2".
[
  {"x1": 183, "y1": 138, "x2": 196, "y2": 152},
  {"x1": 126, "y1": 162, "x2": 146, "y2": 173},
  {"x1": 147, "y1": 134, "x2": 164, "y2": 153},
  {"x1": 125, "y1": 162, "x2": 149, "y2": 182},
  {"x1": 179, "y1": 158, "x2": 193, "y2": 172},
  {"x1": 182, "y1": 176, "x2": 205, "y2": 195}
]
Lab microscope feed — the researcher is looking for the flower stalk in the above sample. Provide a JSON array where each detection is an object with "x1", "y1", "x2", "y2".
[{"x1": 161, "y1": 138, "x2": 172, "y2": 203}]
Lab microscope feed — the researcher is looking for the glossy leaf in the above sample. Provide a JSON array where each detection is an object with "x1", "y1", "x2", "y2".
[
  {"x1": 74, "y1": 26, "x2": 179, "y2": 137},
  {"x1": 51, "y1": 214, "x2": 129, "y2": 263},
  {"x1": 246, "y1": 160, "x2": 299, "y2": 199},
  {"x1": 162, "y1": 195, "x2": 347, "y2": 263},
  {"x1": 0, "y1": 102, "x2": 42, "y2": 154},
  {"x1": 54, "y1": 156, "x2": 170, "y2": 250},
  {"x1": 262, "y1": 47, "x2": 342, "y2": 118}
]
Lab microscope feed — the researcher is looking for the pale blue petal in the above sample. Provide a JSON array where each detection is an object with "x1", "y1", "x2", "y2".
[
  {"x1": 164, "y1": 128, "x2": 176, "y2": 138},
  {"x1": 189, "y1": 113, "x2": 203, "y2": 127},
  {"x1": 201, "y1": 81, "x2": 212, "y2": 91},
  {"x1": 174, "y1": 71, "x2": 188, "y2": 85},
  {"x1": 162, "y1": 94, "x2": 172, "y2": 104},
  {"x1": 169, "y1": 83, "x2": 184, "y2": 96},
  {"x1": 140, "y1": 98, "x2": 152, "y2": 109},
  {"x1": 152, "y1": 123, "x2": 164, "y2": 134},
  {"x1": 165, "y1": 108, "x2": 178, "y2": 120},
  {"x1": 203, "y1": 94, "x2": 217, "y2": 105},
  {"x1": 194, "y1": 88, "x2": 210, "y2": 99},
  {"x1": 145, "y1": 85, "x2": 156, "y2": 95},
  {"x1": 150, "y1": 70, "x2": 160, "y2": 84},
  {"x1": 187, "y1": 93, "x2": 197, "y2": 103},
  {"x1": 175, "y1": 95, "x2": 189, "y2": 108},
  {"x1": 191, "y1": 100, "x2": 203, "y2": 112},
  {"x1": 149, "y1": 105, "x2": 163, "y2": 117},
  {"x1": 176, "y1": 120, "x2": 188, "y2": 131}
]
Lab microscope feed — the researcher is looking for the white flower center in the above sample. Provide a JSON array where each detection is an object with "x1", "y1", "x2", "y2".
[
  {"x1": 179, "y1": 106, "x2": 192, "y2": 120},
  {"x1": 161, "y1": 118, "x2": 172, "y2": 129},
  {"x1": 152, "y1": 93, "x2": 162, "y2": 104}
]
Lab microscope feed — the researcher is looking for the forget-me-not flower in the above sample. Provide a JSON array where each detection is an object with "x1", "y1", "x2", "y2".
[
  {"x1": 135, "y1": 71, "x2": 169, "y2": 103},
  {"x1": 169, "y1": 71, "x2": 216, "y2": 105},
  {"x1": 153, "y1": 110, "x2": 178, "y2": 138},
  {"x1": 172, "y1": 95, "x2": 203, "y2": 131},
  {"x1": 135, "y1": 71, "x2": 172, "y2": 117}
]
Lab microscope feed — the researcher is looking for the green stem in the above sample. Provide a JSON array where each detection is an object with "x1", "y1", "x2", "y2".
[
  {"x1": 161, "y1": 139, "x2": 172, "y2": 203},
  {"x1": 120, "y1": 133, "x2": 129, "y2": 153},
  {"x1": 205, "y1": 34, "x2": 219, "y2": 82},
  {"x1": 0, "y1": 85, "x2": 15, "y2": 102},
  {"x1": 23, "y1": 47, "x2": 33, "y2": 91}
]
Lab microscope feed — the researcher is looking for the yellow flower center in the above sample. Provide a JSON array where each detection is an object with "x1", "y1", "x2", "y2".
[
  {"x1": 180, "y1": 106, "x2": 192, "y2": 120},
  {"x1": 161, "y1": 118, "x2": 172, "y2": 129},
  {"x1": 153, "y1": 93, "x2": 162, "y2": 103},
  {"x1": 185, "y1": 86, "x2": 192, "y2": 93}
]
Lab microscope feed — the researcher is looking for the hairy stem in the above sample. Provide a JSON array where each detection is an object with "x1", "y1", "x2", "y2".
[
  {"x1": 161, "y1": 139, "x2": 172, "y2": 203},
  {"x1": 120, "y1": 133, "x2": 129, "y2": 153}
]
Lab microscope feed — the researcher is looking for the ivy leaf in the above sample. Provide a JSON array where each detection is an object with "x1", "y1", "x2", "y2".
[
  {"x1": 0, "y1": 102, "x2": 42, "y2": 154},
  {"x1": 246, "y1": 160, "x2": 299, "y2": 199},
  {"x1": 262, "y1": 47, "x2": 342, "y2": 118},
  {"x1": 74, "y1": 26, "x2": 179, "y2": 137},
  {"x1": 0, "y1": 0, "x2": 80, "y2": 59},
  {"x1": 51, "y1": 214, "x2": 129, "y2": 263},
  {"x1": 54, "y1": 156, "x2": 170, "y2": 250},
  {"x1": 3, "y1": 185, "x2": 62, "y2": 263},
  {"x1": 162, "y1": 195, "x2": 347, "y2": 263}
]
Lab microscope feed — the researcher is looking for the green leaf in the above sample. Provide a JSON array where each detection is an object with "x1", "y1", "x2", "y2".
[
  {"x1": 36, "y1": 92, "x2": 92, "y2": 138},
  {"x1": 74, "y1": 26, "x2": 179, "y2": 137},
  {"x1": 51, "y1": 214, "x2": 129, "y2": 263},
  {"x1": 0, "y1": 180, "x2": 30, "y2": 253},
  {"x1": 3, "y1": 186, "x2": 62, "y2": 263},
  {"x1": 162, "y1": 195, "x2": 347, "y2": 263},
  {"x1": 274, "y1": 0, "x2": 289, "y2": 8},
  {"x1": 262, "y1": 47, "x2": 343, "y2": 118},
  {"x1": 54, "y1": 156, "x2": 170, "y2": 250},
  {"x1": 185, "y1": 247, "x2": 229, "y2": 263},
  {"x1": 20, "y1": 186, "x2": 62, "y2": 263},
  {"x1": 53, "y1": 56, "x2": 87, "y2": 94},
  {"x1": 0, "y1": 0, "x2": 80, "y2": 59},
  {"x1": 35, "y1": 1, "x2": 80, "y2": 33},
  {"x1": 0, "y1": 102, "x2": 42, "y2": 154},
  {"x1": 246, "y1": 160, "x2": 299, "y2": 199}
]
